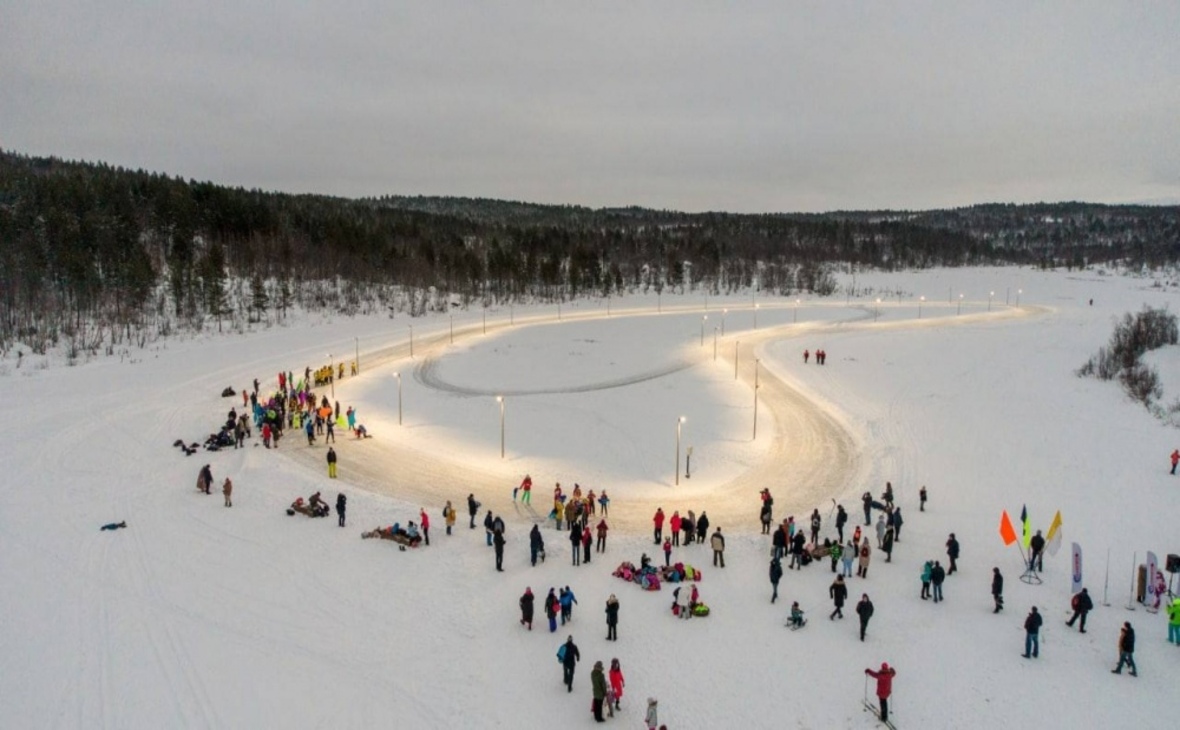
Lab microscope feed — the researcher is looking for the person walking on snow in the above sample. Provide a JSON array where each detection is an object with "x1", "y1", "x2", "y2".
[
  {"x1": 1172, "y1": 449, "x2": 1179, "y2": 475},
  {"x1": 875, "y1": 514, "x2": 887, "y2": 548},
  {"x1": 856, "y1": 593, "x2": 874, "y2": 641},
  {"x1": 652, "y1": 508, "x2": 665, "y2": 544},
  {"x1": 570, "y1": 522, "x2": 582, "y2": 566},
  {"x1": 221, "y1": 477, "x2": 233, "y2": 507},
  {"x1": 920, "y1": 560, "x2": 933, "y2": 600},
  {"x1": 326, "y1": 447, "x2": 337, "y2": 478},
  {"x1": 835, "y1": 504, "x2": 848, "y2": 543},
  {"x1": 582, "y1": 524, "x2": 593, "y2": 564},
  {"x1": 559, "y1": 635, "x2": 580, "y2": 692},
  {"x1": 1023, "y1": 606, "x2": 1043, "y2": 658},
  {"x1": 419, "y1": 507, "x2": 430, "y2": 546},
  {"x1": 560, "y1": 586, "x2": 578, "y2": 624},
  {"x1": 545, "y1": 588, "x2": 559, "y2": 632},
  {"x1": 1112, "y1": 622, "x2": 1137, "y2": 676},
  {"x1": 336, "y1": 493, "x2": 347, "y2": 527},
  {"x1": 769, "y1": 557, "x2": 783, "y2": 603},
  {"x1": 810, "y1": 509, "x2": 822, "y2": 544},
  {"x1": 519, "y1": 588, "x2": 534, "y2": 630},
  {"x1": 829, "y1": 574, "x2": 848, "y2": 619},
  {"x1": 992, "y1": 567, "x2": 1004, "y2": 613},
  {"x1": 945, "y1": 533, "x2": 960, "y2": 574},
  {"x1": 605, "y1": 594, "x2": 619, "y2": 641},
  {"x1": 443, "y1": 500, "x2": 455, "y2": 535},
  {"x1": 484, "y1": 510, "x2": 495, "y2": 546},
  {"x1": 467, "y1": 494, "x2": 479, "y2": 529},
  {"x1": 670, "y1": 511, "x2": 682, "y2": 546},
  {"x1": 865, "y1": 663, "x2": 897, "y2": 723},
  {"x1": 608, "y1": 658, "x2": 625, "y2": 711},
  {"x1": 696, "y1": 511, "x2": 710, "y2": 544},
  {"x1": 919, "y1": 485, "x2": 928, "y2": 511},
  {"x1": 591, "y1": 660, "x2": 608, "y2": 722},
  {"x1": 842, "y1": 540, "x2": 855, "y2": 577},
  {"x1": 663, "y1": 538, "x2": 672, "y2": 567},
  {"x1": 530, "y1": 524, "x2": 545, "y2": 566},
  {"x1": 644, "y1": 698, "x2": 659, "y2": 730},
  {"x1": 930, "y1": 560, "x2": 946, "y2": 602},
  {"x1": 493, "y1": 528, "x2": 505, "y2": 571},
  {"x1": 711, "y1": 527, "x2": 726, "y2": 568},
  {"x1": 595, "y1": 519, "x2": 609, "y2": 553},
  {"x1": 857, "y1": 538, "x2": 872, "y2": 578},
  {"x1": 1067, "y1": 588, "x2": 1093, "y2": 632}
]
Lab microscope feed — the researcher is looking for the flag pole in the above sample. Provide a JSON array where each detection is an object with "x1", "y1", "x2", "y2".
[
  {"x1": 1102, "y1": 547, "x2": 1111, "y2": 606},
  {"x1": 1126, "y1": 552, "x2": 1137, "y2": 611}
]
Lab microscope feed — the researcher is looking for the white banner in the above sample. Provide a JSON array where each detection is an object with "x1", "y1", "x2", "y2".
[
  {"x1": 1071, "y1": 542, "x2": 1083, "y2": 595},
  {"x1": 1146, "y1": 551, "x2": 1158, "y2": 610}
]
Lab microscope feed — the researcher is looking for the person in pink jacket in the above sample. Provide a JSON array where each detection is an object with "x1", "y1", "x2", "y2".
[
  {"x1": 608, "y1": 658, "x2": 625, "y2": 712},
  {"x1": 670, "y1": 511, "x2": 682, "y2": 546},
  {"x1": 419, "y1": 508, "x2": 431, "y2": 546}
]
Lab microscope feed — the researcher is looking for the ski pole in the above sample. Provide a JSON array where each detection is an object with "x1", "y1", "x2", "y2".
[{"x1": 864, "y1": 672, "x2": 868, "y2": 707}]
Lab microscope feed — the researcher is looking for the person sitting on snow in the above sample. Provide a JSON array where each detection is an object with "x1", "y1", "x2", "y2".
[{"x1": 788, "y1": 601, "x2": 806, "y2": 628}]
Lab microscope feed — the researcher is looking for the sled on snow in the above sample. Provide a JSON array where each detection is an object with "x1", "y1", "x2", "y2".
[{"x1": 362, "y1": 528, "x2": 421, "y2": 548}]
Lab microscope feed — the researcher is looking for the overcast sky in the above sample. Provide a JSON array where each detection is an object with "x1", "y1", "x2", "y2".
[{"x1": 3, "y1": 2, "x2": 1177, "y2": 213}]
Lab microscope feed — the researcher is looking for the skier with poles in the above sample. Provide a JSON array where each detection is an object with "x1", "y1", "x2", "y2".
[{"x1": 864, "y1": 662, "x2": 897, "y2": 726}]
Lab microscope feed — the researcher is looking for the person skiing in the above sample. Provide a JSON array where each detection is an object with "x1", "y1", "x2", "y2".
[
  {"x1": 864, "y1": 662, "x2": 897, "y2": 723},
  {"x1": 518, "y1": 474, "x2": 532, "y2": 504},
  {"x1": 829, "y1": 574, "x2": 848, "y2": 619},
  {"x1": 835, "y1": 504, "x2": 848, "y2": 543},
  {"x1": 419, "y1": 507, "x2": 430, "y2": 546},
  {"x1": 1066, "y1": 587, "x2": 1093, "y2": 632},
  {"x1": 930, "y1": 560, "x2": 946, "y2": 603},
  {"x1": 856, "y1": 593, "x2": 874, "y2": 641},
  {"x1": 443, "y1": 500, "x2": 455, "y2": 535},
  {"x1": 1023, "y1": 606, "x2": 1043, "y2": 658},
  {"x1": 608, "y1": 658, "x2": 625, "y2": 711},
  {"x1": 336, "y1": 492, "x2": 347, "y2": 527},
  {"x1": 920, "y1": 560, "x2": 933, "y2": 600},
  {"x1": 769, "y1": 557, "x2": 783, "y2": 603},
  {"x1": 559, "y1": 635, "x2": 580, "y2": 692},
  {"x1": 992, "y1": 567, "x2": 1004, "y2": 613},
  {"x1": 545, "y1": 588, "x2": 559, "y2": 632},
  {"x1": 605, "y1": 594, "x2": 620, "y2": 641},
  {"x1": 596, "y1": 519, "x2": 609, "y2": 553},
  {"x1": 530, "y1": 524, "x2": 545, "y2": 566},
  {"x1": 591, "y1": 660, "x2": 608, "y2": 722},
  {"x1": 711, "y1": 527, "x2": 726, "y2": 568},
  {"x1": 1028, "y1": 529, "x2": 1045, "y2": 572},
  {"x1": 652, "y1": 508, "x2": 665, "y2": 544},
  {"x1": 326, "y1": 447, "x2": 337, "y2": 479},
  {"x1": 945, "y1": 533, "x2": 960, "y2": 574},
  {"x1": 1112, "y1": 621, "x2": 1137, "y2": 676},
  {"x1": 222, "y1": 477, "x2": 233, "y2": 507},
  {"x1": 467, "y1": 493, "x2": 479, "y2": 529},
  {"x1": 493, "y1": 528, "x2": 505, "y2": 572},
  {"x1": 519, "y1": 587, "x2": 535, "y2": 630}
]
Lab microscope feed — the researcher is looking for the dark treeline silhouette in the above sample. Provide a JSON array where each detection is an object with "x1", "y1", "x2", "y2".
[{"x1": 1, "y1": 149, "x2": 1177, "y2": 358}]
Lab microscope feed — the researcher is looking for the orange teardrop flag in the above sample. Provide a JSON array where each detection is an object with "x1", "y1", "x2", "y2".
[{"x1": 999, "y1": 510, "x2": 1018, "y2": 546}]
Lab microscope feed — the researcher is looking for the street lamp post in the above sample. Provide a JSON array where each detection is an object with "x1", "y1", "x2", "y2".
[
  {"x1": 874, "y1": 298, "x2": 881, "y2": 322},
  {"x1": 483, "y1": 309, "x2": 486, "y2": 335},
  {"x1": 496, "y1": 396, "x2": 505, "y2": 459},
  {"x1": 919, "y1": 295, "x2": 925, "y2": 319},
  {"x1": 988, "y1": 291, "x2": 994, "y2": 312},
  {"x1": 558, "y1": 302, "x2": 562, "y2": 321},
  {"x1": 393, "y1": 372, "x2": 402, "y2": 425},
  {"x1": 327, "y1": 353, "x2": 334, "y2": 399},
  {"x1": 753, "y1": 358, "x2": 760, "y2": 440},
  {"x1": 510, "y1": 305, "x2": 514, "y2": 325},
  {"x1": 713, "y1": 327, "x2": 718, "y2": 361},
  {"x1": 355, "y1": 337, "x2": 359, "y2": 375},
  {"x1": 408, "y1": 325, "x2": 414, "y2": 358},
  {"x1": 794, "y1": 299, "x2": 800, "y2": 323},
  {"x1": 704, "y1": 291, "x2": 708, "y2": 311},
  {"x1": 1006, "y1": 287, "x2": 1010, "y2": 306},
  {"x1": 957, "y1": 294, "x2": 963, "y2": 316},
  {"x1": 449, "y1": 315, "x2": 454, "y2": 345},
  {"x1": 1017, "y1": 288, "x2": 1022, "y2": 306},
  {"x1": 721, "y1": 309, "x2": 727, "y2": 336},
  {"x1": 675, "y1": 416, "x2": 685, "y2": 486},
  {"x1": 700, "y1": 315, "x2": 708, "y2": 346},
  {"x1": 754, "y1": 303, "x2": 760, "y2": 330},
  {"x1": 607, "y1": 296, "x2": 611, "y2": 317}
]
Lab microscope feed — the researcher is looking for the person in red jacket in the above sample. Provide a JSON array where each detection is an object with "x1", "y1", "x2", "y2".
[
  {"x1": 1171, "y1": 449, "x2": 1179, "y2": 475},
  {"x1": 419, "y1": 508, "x2": 431, "y2": 546},
  {"x1": 653, "y1": 508, "x2": 665, "y2": 545},
  {"x1": 865, "y1": 662, "x2": 896, "y2": 722},
  {"x1": 669, "y1": 511, "x2": 682, "y2": 547}
]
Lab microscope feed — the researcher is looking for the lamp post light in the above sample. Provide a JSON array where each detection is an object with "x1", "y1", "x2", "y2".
[
  {"x1": 957, "y1": 294, "x2": 963, "y2": 316},
  {"x1": 408, "y1": 325, "x2": 414, "y2": 358},
  {"x1": 721, "y1": 308, "x2": 727, "y2": 336},
  {"x1": 510, "y1": 305, "x2": 514, "y2": 325},
  {"x1": 496, "y1": 396, "x2": 505, "y2": 459},
  {"x1": 327, "y1": 353, "x2": 334, "y2": 399},
  {"x1": 988, "y1": 291, "x2": 994, "y2": 312},
  {"x1": 675, "y1": 416, "x2": 686, "y2": 486},
  {"x1": 919, "y1": 295, "x2": 925, "y2": 319},
  {"x1": 713, "y1": 327, "x2": 718, "y2": 361},
  {"x1": 753, "y1": 358, "x2": 761, "y2": 440},
  {"x1": 704, "y1": 291, "x2": 708, "y2": 311},
  {"x1": 754, "y1": 303, "x2": 760, "y2": 330},
  {"x1": 482, "y1": 309, "x2": 487, "y2": 335},
  {"x1": 701, "y1": 315, "x2": 708, "y2": 346},
  {"x1": 393, "y1": 372, "x2": 403, "y2": 425},
  {"x1": 449, "y1": 315, "x2": 454, "y2": 345},
  {"x1": 794, "y1": 298, "x2": 800, "y2": 323},
  {"x1": 874, "y1": 298, "x2": 881, "y2": 322},
  {"x1": 1017, "y1": 288, "x2": 1022, "y2": 306}
]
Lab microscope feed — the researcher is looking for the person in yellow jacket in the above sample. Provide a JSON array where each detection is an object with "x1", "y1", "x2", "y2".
[
  {"x1": 443, "y1": 500, "x2": 456, "y2": 536},
  {"x1": 1167, "y1": 597, "x2": 1180, "y2": 645}
]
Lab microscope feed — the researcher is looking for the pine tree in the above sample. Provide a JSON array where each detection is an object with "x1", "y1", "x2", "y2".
[{"x1": 250, "y1": 271, "x2": 269, "y2": 324}]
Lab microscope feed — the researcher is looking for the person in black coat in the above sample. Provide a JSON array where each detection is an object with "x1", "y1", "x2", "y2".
[
  {"x1": 790, "y1": 531, "x2": 806, "y2": 570},
  {"x1": 1067, "y1": 588, "x2": 1094, "y2": 632},
  {"x1": 529, "y1": 524, "x2": 545, "y2": 566},
  {"x1": 493, "y1": 528, "x2": 506, "y2": 571},
  {"x1": 605, "y1": 594, "x2": 620, "y2": 641},
  {"x1": 829, "y1": 575, "x2": 848, "y2": 619},
  {"x1": 519, "y1": 588, "x2": 535, "y2": 630},
  {"x1": 991, "y1": 567, "x2": 1004, "y2": 613},
  {"x1": 1023, "y1": 606, "x2": 1043, "y2": 658},
  {"x1": 772, "y1": 526, "x2": 787, "y2": 561},
  {"x1": 467, "y1": 493, "x2": 480, "y2": 529},
  {"x1": 1028, "y1": 530, "x2": 1046, "y2": 572},
  {"x1": 336, "y1": 493, "x2": 347, "y2": 527},
  {"x1": 862, "y1": 491, "x2": 873, "y2": 526},
  {"x1": 835, "y1": 505, "x2": 848, "y2": 543},
  {"x1": 930, "y1": 561, "x2": 946, "y2": 602},
  {"x1": 561, "y1": 636, "x2": 581, "y2": 692},
  {"x1": 696, "y1": 512, "x2": 709, "y2": 543},
  {"x1": 570, "y1": 521, "x2": 582, "y2": 566},
  {"x1": 945, "y1": 533, "x2": 960, "y2": 574},
  {"x1": 769, "y1": 557, "x2": 783, "y2": 603},
  {"x1": 856, "y1": 593, "x2": 874, "y2": 641},
  {"x1": 1112, "y1": 622, "x2": 1137, "y2": 675}
]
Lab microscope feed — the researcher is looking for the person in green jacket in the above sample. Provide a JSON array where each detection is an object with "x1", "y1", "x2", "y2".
[
  {"x1": 829, "y1": 541, "x2": 842, "y2": 573},
  {"x1": 1167, "y1": 597, "x2": 1180, "y2": 645},
  {"x1": 591, "y1": 660, "x2": 608, "y2": 722}
]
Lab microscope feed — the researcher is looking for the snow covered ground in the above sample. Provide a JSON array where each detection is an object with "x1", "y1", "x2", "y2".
[{"x1": 3, "y1": 266, "x2": 1179, "y2": 729}]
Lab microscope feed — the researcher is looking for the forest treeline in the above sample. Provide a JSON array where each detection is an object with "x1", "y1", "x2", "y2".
[{"x1": 1, "y1": 148, "x2": 1178, "y2": 357}]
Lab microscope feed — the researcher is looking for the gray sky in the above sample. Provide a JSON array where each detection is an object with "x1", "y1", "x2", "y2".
[{"x1": 3, "y1": 2, "x2": 1177, "y2": 213}]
